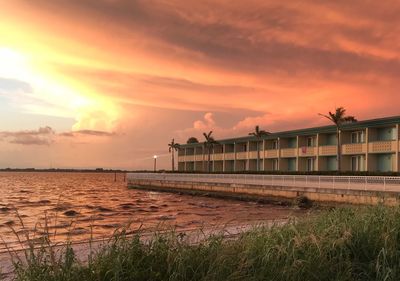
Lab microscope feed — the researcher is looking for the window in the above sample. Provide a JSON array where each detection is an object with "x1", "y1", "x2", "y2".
[
  {"x1": 351, "y1": 131, "x2": 365, "y2": 144},
  {"x1": 307, "y1": 137, "x2": 314, "y2": 147},
  {"x1": 351, "y1": 156, "x2": 364, "y2": 171},
  {"x1": 272, "y1": 159, "x2": 279, "y2": 171},
  {"x1": 307, "y1": 158, "x2": 314, "y2": 172},
  {"x1": 272, "y1": 140, "x2": 279, "y2": 150}
]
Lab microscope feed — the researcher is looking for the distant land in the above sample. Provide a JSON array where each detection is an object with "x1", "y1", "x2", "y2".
[{"x1": 0, "y1": 168, "x2": 154, "y2": 173}]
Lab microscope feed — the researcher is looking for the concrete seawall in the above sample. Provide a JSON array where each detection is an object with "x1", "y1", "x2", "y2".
[{"x1": 127, "y1": 178, "x2": 400, "y2": 206}]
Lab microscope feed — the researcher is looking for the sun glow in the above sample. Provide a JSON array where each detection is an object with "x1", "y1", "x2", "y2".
[{"x1": 0, "y1": 47, "x2": 119, "y2": 131}]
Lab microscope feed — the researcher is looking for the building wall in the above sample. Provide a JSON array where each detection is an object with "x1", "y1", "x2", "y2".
[{"x1": 178, "y1": 118, "x2": 400, "y2": 173}]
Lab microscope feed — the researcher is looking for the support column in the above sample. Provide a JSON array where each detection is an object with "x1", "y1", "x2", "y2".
[
  {"x1": 246, "y1": 141, "x2": 250, "y2": 171},
  {"x1": 296, "y1": 136, "x2": 299, "y2": 171},
  {"x1": 184, "y1": 148, "x2": 187, "y2": 171},
  {"x1": 233, "y1": 142, "x2": 237, "y2": 172},
  {"x1": 365, "y1": 128, "x2": 369, "y2": 172},
  {"x1": 316, "y1": 134, "x2": 320, "y2": 172},
  {"x1": 278, "y1": 137, "x2": 282, "y2": 171},
  {"x1": 222, "y1": 144, "x2": 226, "y2": 172},
  {"x1": 396, "y1": 124, "x2": 399, "y2": 172},
  {"x1": 262, "y1": 139, "x2": 266, "y2": 171}
]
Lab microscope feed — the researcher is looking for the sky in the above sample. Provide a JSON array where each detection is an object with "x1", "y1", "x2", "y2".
[{"x1": 1, "y1": 0, "x2": 400, "y2": 170}]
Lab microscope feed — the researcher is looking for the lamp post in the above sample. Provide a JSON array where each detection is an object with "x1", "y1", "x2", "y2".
[{"x1": 153, "y1": 155, "x2": 157, "y2": 172}]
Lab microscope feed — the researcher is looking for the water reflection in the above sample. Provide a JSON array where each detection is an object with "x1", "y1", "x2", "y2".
[{"x1": 0, "y1": 172, "x2": 303, "y2": 250}]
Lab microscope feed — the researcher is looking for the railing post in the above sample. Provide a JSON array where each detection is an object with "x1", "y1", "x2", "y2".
[
  {"x1": 319, "y1": 176, "x2": 321, "y2": 189},
  {"x1": 365, "y1": 177, "x2": 367, "y2": 191},
  {"x1": 333, "y1": 176, "x2": 335, "y2": 190},
  {"x1": 348, "y1": 177, "x2": 350, "y2": 191},
  {"x1": 384, "y1": 177, "x2": 386, "y2": 192}
]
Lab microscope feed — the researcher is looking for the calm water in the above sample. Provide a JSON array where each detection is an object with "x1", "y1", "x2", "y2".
[{"x1": 0, "y1": 172, "x2": 302, "y2": 250}]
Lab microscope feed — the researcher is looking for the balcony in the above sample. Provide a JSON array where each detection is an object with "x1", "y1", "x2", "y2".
[
  {"x1": 280, "y1": 148, "x2": 297, "y2": 158},
  {"x1": 178, "y1": 155, "x2": 185, "y2": 162},
  {"x1": 319, "y1": 145, "x2": 337, "y2": 156},
  {"x1": 298, "y1": 146, "x2": 316, "y2": 157},
  {"x1": 224, "y1": 152, "x2": 235, "y2": 160},
  {"x1": 342, "y1": 143, "x2": 367, "y2": 155},
  {"x1": 265, "y1": 149, "x2": 279, "y2": 158},
  {"x1": 369, "y1": 140, "x2": 397, "y2": 153},
  {"x1": 248, "y1": 151, "x2": 260, "y2": 159},
  {"x1": 236, "y1": 151, "x2": 248, "y2": 160},
  {"x1": 195, "y1": 155, "x2": 203, "y2": 161},
  {"x1": 212, "y1": 153, "x2": 224, "y2": 161},
  {"x1": 184, "y1": 155, "x2": 195, "y2": 162}
]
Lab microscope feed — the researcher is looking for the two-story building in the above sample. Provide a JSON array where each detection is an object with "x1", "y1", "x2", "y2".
[{"x1": 177, "y1": 115, "x2": 400, "y2": 173}]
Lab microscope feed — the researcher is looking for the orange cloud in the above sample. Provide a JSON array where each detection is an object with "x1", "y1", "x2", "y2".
[{"x1": 1, "y1": 0, "x2": 400, "y2": 168}]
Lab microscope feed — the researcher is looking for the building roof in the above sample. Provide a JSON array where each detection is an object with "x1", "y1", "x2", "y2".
[{"x1": 180, "y1": 115, "x2": 400, "y2": 147}]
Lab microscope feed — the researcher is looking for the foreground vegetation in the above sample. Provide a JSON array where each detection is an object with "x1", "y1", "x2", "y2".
[{"x1": 8, "y1": 205, "x2": 400, "y2": 281}]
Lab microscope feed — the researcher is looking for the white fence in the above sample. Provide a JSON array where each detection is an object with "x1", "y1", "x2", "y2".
[{"x1": 127, "y1": 173, "x2": 400, "y2": 193}]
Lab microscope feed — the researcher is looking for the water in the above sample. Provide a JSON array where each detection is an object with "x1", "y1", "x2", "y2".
[{"x1": 0, "y1": 172, "x2": 302, "y2": 250}]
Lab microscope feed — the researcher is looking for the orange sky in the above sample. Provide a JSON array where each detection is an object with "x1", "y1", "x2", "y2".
[{"x1": 1, "y1": 0, "x2": 400, "y2": 169}]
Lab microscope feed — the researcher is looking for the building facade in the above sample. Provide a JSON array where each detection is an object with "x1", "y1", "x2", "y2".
[{"x1": 177, "y1": 116, "x2": 400, "y2": 173}]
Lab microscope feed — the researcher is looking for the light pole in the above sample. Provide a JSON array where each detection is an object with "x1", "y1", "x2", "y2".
[{"x1": 153, "y1": 155, "x2": 157, "y2": 172}]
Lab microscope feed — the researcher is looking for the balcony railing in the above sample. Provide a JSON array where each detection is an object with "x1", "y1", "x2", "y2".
[
  {"x1": 248, "y1": 151, "x2": 259, "y2": 159},
  {"x1": 236, "y1": 151, "x2": 248, "y2": 160},
  {"x1": 298, "y1": 146, "x2": 316, "y2": 157},
  {"x1": 128, "y1": 173, "x2": 400, "y2": 193},
  {"x1": 369, "y1": 141, "x2": 397, "y2": 153},
  {"x1": 319, "y1": 145, "x2": 337, "y2": 156},
  {"x1": 212, "y1": 153, "x2": 224, "y2": 161},
  {"x1": 342, "y1": 143, "x2": 367, "y2": 155},
  {"x1": 265, "y1": 149, "x2": 279, "y2": 158},
  {"x1": 280, "y1": 148, "x2": 297, "y2": 158},
  {"x1": 224, "y1": 152, "x2": 235, "y2": 160}
]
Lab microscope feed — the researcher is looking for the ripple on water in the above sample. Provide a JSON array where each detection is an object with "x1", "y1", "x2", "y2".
[{"x1": 64, "y1": 210, "x2": 79, "y2": 217}]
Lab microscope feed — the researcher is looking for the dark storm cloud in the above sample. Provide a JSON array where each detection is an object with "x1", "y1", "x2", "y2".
[{"x1": 22, "y1": 0, "x2": 400, "y2": 80}]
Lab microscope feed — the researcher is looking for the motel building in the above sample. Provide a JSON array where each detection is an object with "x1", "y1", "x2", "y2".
[{"x1": 177, "y1": 116, "x2": 400, "y2": 173}]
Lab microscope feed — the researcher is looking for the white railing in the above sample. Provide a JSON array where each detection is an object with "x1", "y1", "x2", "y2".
[{"x1": 127, "y1": 173, "x2": 400, "y2": 193}]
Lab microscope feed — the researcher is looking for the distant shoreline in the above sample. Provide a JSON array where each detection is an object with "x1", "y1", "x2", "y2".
[{"x1": 0, "y1": 168, "x2": 143, "y2": 173}]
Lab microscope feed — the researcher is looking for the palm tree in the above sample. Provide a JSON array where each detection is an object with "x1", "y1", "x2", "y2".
[
  {"x1": 319, "y1": 107, "x2": 357, "y2": 171},
  {"x1": 186, "y1": 137, "x2": 199, "y2": 144},
  {"x1": 203, "y1": 131, "x2": 218, "y2": 173},
  {"x1": 168, "y1": 138, "x2": 180, "y2": 172},
  {"x1": 249, "y1": 125, "x2": 270, "y2": 171}
]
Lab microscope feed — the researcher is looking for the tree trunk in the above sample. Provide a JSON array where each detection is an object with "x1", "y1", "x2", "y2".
[
  {"x1": 202, "y1": 145, "x2": 206, "y2": 172},
  {"x1": 208, "y1": 146, "x2": 212, "y2": 173},
  {"x1": 256, "y1": 141, "x2": 260, "y2": 172},
  {"x1": 172, "y1": 150, "x2": 175, "y2": 172},
  {"x1": 337, "y1": 127, "x2": 341, "y2": 172}
]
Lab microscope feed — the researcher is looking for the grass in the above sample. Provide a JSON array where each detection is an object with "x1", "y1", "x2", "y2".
[{"x1": 6, "y1": 205, "x2": 400, "y2": 281}]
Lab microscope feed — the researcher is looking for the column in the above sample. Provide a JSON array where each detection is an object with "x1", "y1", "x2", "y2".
[
  {"x1": 246, "y1": 141, "x2": 250, "y2": 171},
  {"x1": 277, "y1": 137, "x2": 282, "y2": 171},
  {"x1": 222, "y1": 144, "x2": 226, "y2": 172},
  {"x1": 262, "y1": 139, "x2": 266, "y2": 171},
  {"x1": 365, "y1": 128, "x2": 369, "y2": 172},
  {"x1": 396, "y1": 124, "x2": 399, "y2": 172},
  {"x1": 296, "y1": 136, "x2": 299, "y2": 171},
  {"x1": 316, "y1": 134, "x2": 320, "y2": 171},
  {"x1": 233, "y1": 142, "x2": 237, "y2": 172},
  {"x1": 184, "y1": 148, "x2": 187, "y2": 171}
]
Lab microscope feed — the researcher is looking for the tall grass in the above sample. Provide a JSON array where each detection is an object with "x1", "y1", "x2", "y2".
[{"x1": 8, "y1": 205, "x2": 400, "y2": 281}]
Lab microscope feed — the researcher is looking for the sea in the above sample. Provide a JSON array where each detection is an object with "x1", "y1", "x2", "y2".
[{"x1": 0, "y1": 172, "x2": 302, "y2": 251}]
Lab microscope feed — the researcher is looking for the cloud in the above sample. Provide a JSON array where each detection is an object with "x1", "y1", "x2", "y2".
[
  {"x1": 0, "y1": 126, "x2": 55, "y2": 146},
  {"x1": 60, "y1": 130, "x2": 116, "y2": 137},
  {"x1": 0, "y1": 126, "x2": 116, "y2": 146}
]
